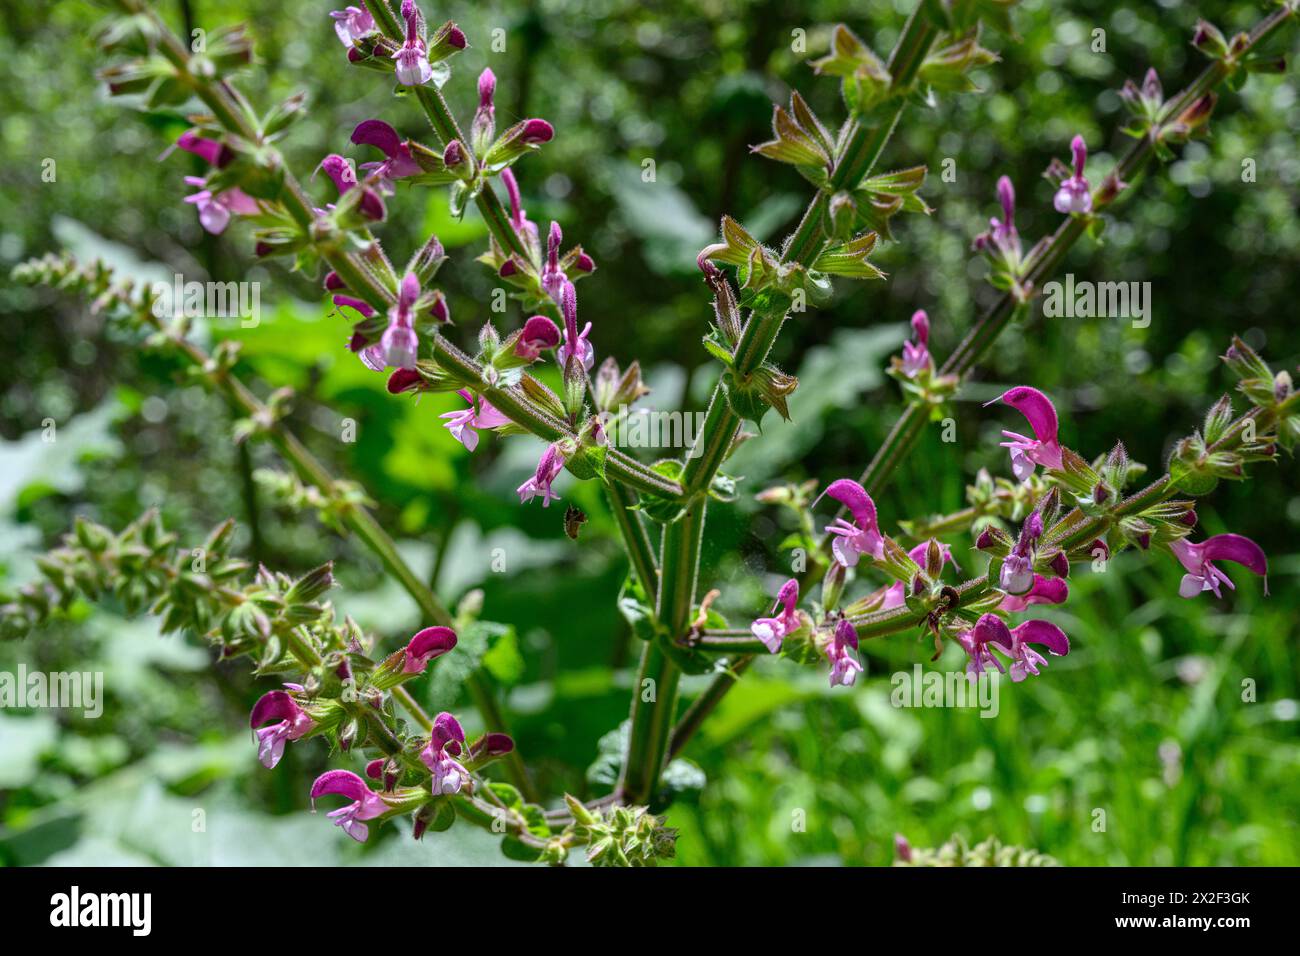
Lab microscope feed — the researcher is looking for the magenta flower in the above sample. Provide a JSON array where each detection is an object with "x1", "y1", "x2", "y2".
[
  {"x1": 1000, "y1": 511, "x2": 1043, "y2": 595},
  {"x1": 988, "y1": 386, "x2": 1064, "y2": 481},
  {"x1": 183, "y1": 177, "x2": 259, "y2": 235},
  {"x1": 319, "y1": 153, "x2": 386, "y2": 221},
  {"x1": 514, "y1": 315, "x2": 562, "y2": 360},
  {"x1": 826, "y1": 618, "x2": 864, "y2": 688},
  {"x1": 249, "y1": 690, "x2": 315, "y2": 769},
  {"x1": 901, "y1": 309, "x2": 931, "y2": 377},
  {"x1": 555, "y1": 280, "x2": 594, "y2": 371},
  {"x1": 973, "y1": 175, "x2": 1020, "y2": 260},
  {"x1": 500, "y1": 169, "x2": 540, "y2": 254},
  {"x1": 999, "y1": 574, "x2": 1068, "y2": 612},
  {"x1": 472, "y1": 68, "x2": 496, "y2": 150},
  {"x1": 173, "y1": 130, "x2": 258, "y2": 234},
  {"x1": 542, "y1": 221, "x2": 566, "y2": 302},
  {"x1": 420, "y1": 711, "x2": 468, "y2": 795},
  {"x1": 440, "y1": 388, "x2": 510, "y2": 452},
  {"x1": 351, "y1": 120, "x2": 422, "y2": 190},
  {"x1": 392, "y1": 3, "x2": 433, "y2": 86},
  {"x1": 750, "y1": 578, "x2": 801, "y2": 653},
  {"x1": 1054, "y1": 135, "x2": 1092, "y2": 215},
  {"x1": 402, "y1": 625, "x2": 458, "y2": 674},
  {"x1": 329, "y1": 6, "x2": 375, "y2": 47},
  {"x1": 310, "y1": 770, "x2": 389, "y2": 842},
  {"x1": 1169, "y1": 534, "x2": 1268, "y2": 599},
  {"x1": 958, "y1": 613, "x2": 1069, "y2": 682},
  {"x1": 823, "y1": 478, "x2": 884, "y2": 567},
  {"x1": 362, "y1": 271, "x2": 421, "y2": 371},
  {"x1": 517, "y1": 442, "x2": 567, "y2": 507},
  {"x1": 176, "y1": 129, "x2": 233, "y2": 168}
]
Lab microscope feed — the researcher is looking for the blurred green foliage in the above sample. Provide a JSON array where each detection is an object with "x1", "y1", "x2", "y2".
[{"x1": 0, "y1": 0, "x2": 1296, "y2": 865}]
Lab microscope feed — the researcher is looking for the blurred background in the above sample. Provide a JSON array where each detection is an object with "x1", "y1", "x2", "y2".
[{"x1": 0, "y1": 0, "x2": 1297, "y2": 866}]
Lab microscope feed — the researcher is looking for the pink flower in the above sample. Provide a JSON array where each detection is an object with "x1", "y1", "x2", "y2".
[
  {"x1": 249, "y1": 690, "x2": 315, "y2": 769},
  {"x1": 440, "y1": 389, "x2": 510, "y2": 452},
  {"x1": 555, "y1": 280, "x2": 595, "y2": 371},
  {"x1": 826, "y1": 618, "x2": 864, "y2": 687},
  {"x1": 1169, "y1": 534, "x2": 1268, "y2": 599},
  {"x1": 329, "y1": 6, "x2": 375, "y2": 47},
  {"x1": 319, "y1": 153, "x2": 386, "y2": 221},
  {"x1": 182, "y1": 177, "x2": 259, "y2": 235},
  {"x1": 1054, "y1": 135, "x2": 1092, "y2": 215},
  {"x1": 542, "y1": 221, "x2": 566, "y2": 302},
  {"x1": 958, "y1": 613, "x2": 1069, "y2": 682},
  {"x1": 998, "y1": 575, "x2": 1068, "y2": 612},
  {"x1": 514, "y1": 315, "x2": 562, "y2": 361},
  {"x1": 1000, "y1": 511, "x2": 1044, "y2": 595},
  {"x1": 351, "y1": 120, "x2": 423, "y2": 190},
  {"x1": 822, "y1": 479, "x2": 884, "y2": 567},
  {"x1": 750, "y1": 578, "x2": 801, "y2": 653},
  {"x1": 401, "y1": 625, "x2": 458, "y2": 673},
  {"x1": 973, "y1": 175, "x2": 1020, "y2": 260},
  {"x1": 517, "y1": 442, "x2": 567, "y2": 507},
  {"x1": 392, "y1": 3, "x2": 433, "y2": 86},
  {"x1": 361, "y1": 272, "x2": 422, "y2": 371},
  {"x1": 310, "y1": 770, "x2": 389, "y2": 842},
  {"x1": 420, "y1": 712, "x2": 468, "y2": 795},
  {"x1": 900, "y1": 310, "x2": 931, "y2": 377},
  {"x1": 500, "y1": 169, "x2": 540, "y2": 254},
  {"x1": 988, "y1": 386, "x2": 1064, "y2": 481}
]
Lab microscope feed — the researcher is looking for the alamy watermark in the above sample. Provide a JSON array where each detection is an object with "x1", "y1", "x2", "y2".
[
  {"x1": 1041, "y1": 273, "x2": 1151, "y2": 328},
  {"x1": 1, "y1": 666, "x2": 104, "y2": 718},
  {"x1": 890, "y1": 665, "x2": 1000, "y2": 718},
  {"x1": 603, "y1": 406, "x2": 708, "y2": 457},
  {"x1": 151, "y1": 273, "x2": 261, "y2": 328}
]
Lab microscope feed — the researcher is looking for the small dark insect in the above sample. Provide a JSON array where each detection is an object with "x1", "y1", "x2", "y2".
[{"x1": 563, "y1": 504, "x2": 588, "y2": 540}]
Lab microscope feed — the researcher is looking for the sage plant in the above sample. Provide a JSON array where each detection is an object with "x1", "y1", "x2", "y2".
[{"x1": 7, "y1": 0, "x2": 1300, "y2": 866}]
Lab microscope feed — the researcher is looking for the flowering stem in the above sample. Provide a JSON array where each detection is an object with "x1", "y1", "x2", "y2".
[
  {"x1": 665, "y1": 2, "x2": 1297, "y2": 765},
  {"x1": 619, "y1": 499, "x2": 704, "y2": 803},
  {"x1": 606, "y1": 482, "x2": 659, "y2": 603},
  {"x1": 621, "y1": 4, "x2": 943, "y2": 794}
]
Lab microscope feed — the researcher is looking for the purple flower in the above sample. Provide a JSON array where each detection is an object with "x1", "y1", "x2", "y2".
[
  {"x1": 420, "y1": 712, "x2": 468, "y2": 795},
  {"x1": 319, "y1": 153, "x2": 386, "y2": 221},
  {"x1": 176, "y1": 129, "x2": 234, "y2": 168},
  {"x1": 988, "y1": 386, "x2": 1064, "y2": 481},
  {"x1": 440, "y1": 388, "x2": 510, "y2": 452},
  {"x1": 514, "y1": 315, "x2": 561, "y2": 360},
  {"x1": 1054, "y1": 135, "x2": 1093, "y2": 215},
  {"x1": 555, "y1": 279, "x2": 594, "y2": 371},
  {"x1": 365, "y1": 272, "x2": 421, "y2": 371},
  {"x1": 351, "y1": 120, "x2": 423, "y2": 190},
  {"x1": 500, "y1": 169, "x2": 540, "y2": 254},
  {"x1": 826, "y1": 618, "x2": 864, "y2": 688},
  {"x1": 392, "y1": 3, "x2": 433, "y2": 86},
  {"x1": 329, "y1": 5, "x2": 375, "y2": 47},
  {"x1": 542, "y1": 221, "x2": 566, "y2": 301},
  {"x1": 517, "y1": 442, "x2": 567, "y2": 507},
  {"x1": 249, "y1": 690, "x2": 315, "y2": 769},
  {"x1": 973, "y1": 175, "x2": 1021, "y2": 260},
  {"x1": 958, "y1": 613, "x2": 1070, "y2": 682},
  {"x1": 823, "y1": 478, "x2": 884, "y2": 567},
  {"x1": 750, "y1": 578, "x2": 801, "y2": 653},
  {"x1": 310, "y1": 770, "x2": 389, "y2": 842},
  {"x1": 1169, "y1": 533, "x2": 1268, "y2": 599},
  {"x1": 901, "y1": 309, "x2": 931, "y2": 377},
  {"x1": 183, "y1": 177, "x2": 259, "y2": 235},
  {"x1": 998, "y1": 574, "x2": 1068, "y2": 612},
  {"x1": 402, "y1": 625, "x2": 458, "y2": 673},
  {"x1": 472, "y1": 68, "x2": 496, "y2": 150},
  {"x1": 1000, "y1": 511, "x2": 1043, "y2": 595}
]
